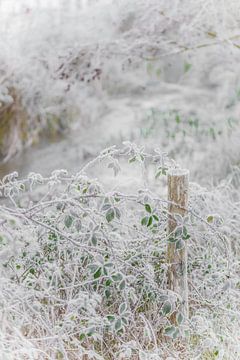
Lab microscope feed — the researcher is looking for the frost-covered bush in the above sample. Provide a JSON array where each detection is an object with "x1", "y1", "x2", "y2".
[
  {"x1": 0, "y1": 143, "x2": 239, "y2": 359},
  {"x1": 1, "y1": 0, "x2": 240, "y2": 165}
]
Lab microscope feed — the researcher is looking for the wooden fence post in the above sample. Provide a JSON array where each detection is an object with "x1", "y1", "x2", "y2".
[{"x1": 167, "y1": 168, "x2": 189, "y2": 320}]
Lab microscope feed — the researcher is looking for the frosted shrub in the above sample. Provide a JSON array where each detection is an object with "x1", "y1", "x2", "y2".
[{"x1": 0, "y1": 143, "x2": 239, "y2": 359}]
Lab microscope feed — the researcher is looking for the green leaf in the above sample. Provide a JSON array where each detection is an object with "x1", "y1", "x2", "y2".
[
  {"x1": 129, "y1": 156, "x2": 136, "y2": 163},
  {"x1": 164, "y1": 325, "x2": 176, "y2": 337},
  {"x1": 175, "y1": 227, "x2": 182, "y2": 238},
  {"x1": 172, "y1": 328, "x2": 180, "y2": 339},
  {"x1": 176, "y1": 239, "x2": 185, "y2": 250},
  {"x1": 75, "y1": 219, "x2": 82, "y2": 231},
  {"x1": 91, "y1": 234, "x2": 97, "y2": 246},
  {"x1": 147, "y1": 216, "x2": 153, "y2": 227},
  {"x1": 105, "y1": 278, "x2": 112, "y2": 286},
  {"x1": 119, "y1": 302, "x2": 127, "y2": 315},
  {"x1": 155, "y1": 166, "x2": 168, "y2": 178},
  {"x1": 79, "y1": 333, "x2": 86, "y2": 341},
  {"x1": 93, "y1": 267, "x2": 102, "y2": 279},
  {"x1": 103, "y1": 266, "x2": 108, "y2": 276},
  {"x1": 168, "y1": 236, "x2": 177, "y2": 243},
  {"x1": 122, "y1": 316, "x2": 128, "y2": 325},
  {"x1": 177, "y1": 312, "x2": 184, "y2": 325},
  {"x1": 105, "y1": 262, "x2": 114, "y2": 268},
  {"x1": 114, "y1": 207, "x2": 121, "y2": 219},
  {"x1": 183, "y1": 226, "x2": 188, "y2": 237},
  {"x1": 175, "y1": 114, "x2": 181, "y2": 124},
  {"x1": 153, "y1": 214, "x2": 159, "y2": 222},
  {"x1": 29, "y1": 268, "x2": 35, "y2": 275},
  {"x1": 104, "y1": 289, "x2": 111, "y2": 298},
  {"x1": 88, "y1": 264, "x2": 98, "y2": 273},
  {"x1": 114, "y1": 318, "x2": 122, "y2": 332},
  {"x1": 161, "y1": 167, "x2": 167, "y2": 175},
  {"x1": 107, "y1": 315, "x2": 115, "y2": 322},
  {"x1": 207, "y1": 215, "x2": 214, "y2": 223},
  {"x1": 162, "y1": 301, "x2": 172, "y2": 315},
  {"x1": 119, "y1": 279, "x2": 126, "y2": 290},
  {"x1": 102, "y1": 203, "x2": 111, "y2": 211},
  {"x1": 64, "y1": 215, "x2": 73, "y2": 228},
  {"x1": 87, "y1": 328, "x2": 95, "y2": 337},
  {"x1": 106, "y1": 208, "x2": 115, "y2": 223},
  {"x1": 182, "y1": 226, "x2": 190, "y2": 240},
  {"x1": 141, "y1": 216, "x2": 148, "y2": 226},
  {"x1": 112, "y1": 273, "x2": 123, "y2": 282},
  {"x1": 145, "y1": 204, "x2": 152, "y2": 214},
  {"x1": 184, "y1": 62, "x2": 192, "y2": 73}
]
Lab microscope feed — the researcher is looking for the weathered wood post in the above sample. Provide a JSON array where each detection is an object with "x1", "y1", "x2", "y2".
[{"x1": 167, "y1": 168, "x2": 189, "y2": 320}]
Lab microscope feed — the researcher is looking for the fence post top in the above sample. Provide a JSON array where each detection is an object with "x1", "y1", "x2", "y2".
[{"x1": 167, "y1": 168, "x2": 189, "y2": 177}]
